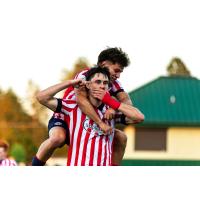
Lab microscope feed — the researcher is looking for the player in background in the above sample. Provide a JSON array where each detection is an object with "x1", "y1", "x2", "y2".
[{"x1": 0, "y1": 140, "x2": 17, "y2": 166}]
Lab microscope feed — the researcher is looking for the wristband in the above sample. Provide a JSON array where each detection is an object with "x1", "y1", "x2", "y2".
[{"x1": 102, "y1": 92, "x2": 121, "y2": 110}]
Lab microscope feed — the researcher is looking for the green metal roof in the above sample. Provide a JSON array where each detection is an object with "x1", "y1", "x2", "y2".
[{"x1": 129, "y1": 76, "x2": 200, "y2": 127}]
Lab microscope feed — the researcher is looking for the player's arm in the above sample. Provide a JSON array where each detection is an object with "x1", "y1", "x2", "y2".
[
  {"x1": 36, "y1": 79, "x2": 82, "y2": 111},
  {"x1": 75, "y1": 87, "x2": 112, "y2": 133},
  {"x1": 103, "y1": 80, "x2": 132, "y2": 120},
  {"x1": 115, "y1": 112, "x2": 143, "y2": 125},
  {"x1": 104, "y1": 91, "x2": 133, "y2": 120},
  {"x1": 116, "y1": 91, "x2": 133, "y2": 105},
  {"x1": 118, "y1": 103, "x2": 144, "y2": 122},
  {"x1": 94, "y1": 91, "x2": 144, "y2": 122},
  {"x1": 116, "y1": 92, "x2": 143, "y2": 123}
]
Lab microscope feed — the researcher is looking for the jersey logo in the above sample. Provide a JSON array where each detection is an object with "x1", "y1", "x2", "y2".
[{"x1": 83, "y1": 119, "x2": 104, "y2": 136}]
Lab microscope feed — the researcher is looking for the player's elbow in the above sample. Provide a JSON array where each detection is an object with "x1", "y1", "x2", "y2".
[
  {"x1": 131, "y1": 112, "x2": 145, "y2": 123},
  {"x1": 137, "y1": 113, "x2": 145, "y2": 122},
  {"x1": 36, "y1": 92, "x2": 48, "y2": 105}
]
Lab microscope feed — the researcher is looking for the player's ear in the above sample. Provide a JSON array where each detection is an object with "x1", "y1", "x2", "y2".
[
  {"x1": 85, "y1": 81, "x2": 90, "y2": 89},
  {"x1": 99, "y1": 61, "x2": 105, "y2": 67}
]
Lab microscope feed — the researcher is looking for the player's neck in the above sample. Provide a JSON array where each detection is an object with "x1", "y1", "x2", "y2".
[{"x1": 88, "y1": 96, "x2": 102, "y2": 108}]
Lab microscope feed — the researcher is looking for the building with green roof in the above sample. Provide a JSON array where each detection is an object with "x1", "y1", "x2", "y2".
[{"x1": 122, "y1": 75, "x2": 200, "y2": 166}]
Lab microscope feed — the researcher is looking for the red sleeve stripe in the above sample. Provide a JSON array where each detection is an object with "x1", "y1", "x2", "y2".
[
  {"x1": 61, "y1": 100, "x2": 76, "y2": 114},
  {"x1": 62, "y1": 100, "x2": 76, "y2": 104},
  {"x1": 67, "y1": 93, "x2": 75, "y2": 100},
  {"x1": 61, "y1": 106, "x2": 72, "y2": 114},
  {"x1": 63, "y1": 86, "x2": 74, "y2": 99}
]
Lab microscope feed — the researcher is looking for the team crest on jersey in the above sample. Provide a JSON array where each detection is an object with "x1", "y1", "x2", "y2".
[{"x1": 83, "y1": 119, "x2": 104, "y2": 136}]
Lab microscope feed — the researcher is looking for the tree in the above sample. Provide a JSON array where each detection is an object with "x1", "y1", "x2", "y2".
[
  {"x1": 10, "y1": 143, "x2": 26, "y2": 163},
  {"x1": 167, "y1": 57, "x2": 191, "y2": 76},
  {"x1": 0, "y1": 88, "x2": 46, "y2": 164},
  {"x1": 61, "y1": 57, "x2": 91, "y2": 81},
  {"x1": 25, "y1": 80, "x2": 49, "y2": 124}
]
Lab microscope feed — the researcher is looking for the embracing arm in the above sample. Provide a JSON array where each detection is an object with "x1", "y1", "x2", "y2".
[
  {"x1": 117, "y1": 103, "x2": 144, "y2": 122},
  {"x1": 103, "y1": 91, "x2": 133, "y2": 120},
  {"x1": 116, "y1": 91, "x2": 133, "y2": 105},
  {"x1": 115, "y1": 91, "x2": 145, "y2": 123},
  {"x1": 94, "y1": 91, "x2": 144, "y2": 122}
]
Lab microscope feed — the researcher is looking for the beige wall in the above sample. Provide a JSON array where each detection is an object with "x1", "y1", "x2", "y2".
[
  {"x1": 124, "y1": 126, "x2": 200, "y2": 160},
  {"x1": 168, "y1": 127, "x2": 200, "y2": 159}
]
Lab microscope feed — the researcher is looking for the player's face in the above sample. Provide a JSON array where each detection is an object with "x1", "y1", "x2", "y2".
[
  {"x1": 89, "y1": 73, "x2": 109, "y2": 92},
  {"x1": 100, "y1": 61, "x2": 123, "y2": 82},
  {"x1": 0, "y1": 147, "x2": 7, "y2": 160}
]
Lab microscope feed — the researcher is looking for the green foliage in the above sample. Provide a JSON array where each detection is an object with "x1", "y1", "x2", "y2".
[
  {"x1": 10, "y1": 143, "x2": 26, "y2": 163},
  {"x1": 25, "y1": 80, "x2": 49, "y2": 124}
]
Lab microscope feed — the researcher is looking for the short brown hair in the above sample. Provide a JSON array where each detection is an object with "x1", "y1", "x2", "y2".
[{"x1": 0, "y1": 140, "x2": 9, "y2": 151}]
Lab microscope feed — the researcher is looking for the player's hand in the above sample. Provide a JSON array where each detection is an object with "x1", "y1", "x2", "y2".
[
  {"x1": 91, "y1": 89, "x2": 106, "y2": 100},
  {"x1": 104, "y1": 108, "x2": 116, "y2": 120},
  {"x1": 71, "y1": 79, "x2": 85, "y2": 88},
  {"x1": 98, "y1": 121, "x2": 113, "y2": 135}
]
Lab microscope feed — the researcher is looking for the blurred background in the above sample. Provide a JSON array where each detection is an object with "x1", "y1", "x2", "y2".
[{"x1": 1, "y1": 0, "x2": 200, "y2": 165}]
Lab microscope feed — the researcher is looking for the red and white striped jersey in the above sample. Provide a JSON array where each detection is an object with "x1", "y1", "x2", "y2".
[
  {"x1": 52, "y1": 69, "x2": 124, "y2": 121},
  {"x1": 57, "y1": 99, "x2": 115, "y2": 166},
  {"x1": 0, "y1": 158, "x2": 17, "y2": 166}
]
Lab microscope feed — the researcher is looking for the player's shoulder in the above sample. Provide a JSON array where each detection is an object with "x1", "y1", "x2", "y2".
[
  {"x1": 112, "y1": 79, "x2": 122, "y2": 86},
  {"x1": 110, "y1": 79, "x2": 124, "y2": 90},
  {"x1": 74, "y1": 68, "x2": 90, "y2": 79}
]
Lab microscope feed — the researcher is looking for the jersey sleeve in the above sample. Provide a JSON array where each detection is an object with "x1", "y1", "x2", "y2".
[
  {"x1": 74, "y1": 69, "x2": 89, "y2": 81},
  {"x1": 109, "y1": 80, "x2": 124, "y2": 97},
  {"x1": 56, "y1": 98, "x2": 77, "y2": 115}
]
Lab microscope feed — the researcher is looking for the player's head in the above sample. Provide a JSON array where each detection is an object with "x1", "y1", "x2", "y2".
[
  {"x1": 85, "y1": 66, "x2": 110, "y2": 95},
  {"x1": 97, "y1": 47, "x2": 130, "y2": 81},
  {"x1": 0, "y1": 140, "x2": 9, "y2": 160}
]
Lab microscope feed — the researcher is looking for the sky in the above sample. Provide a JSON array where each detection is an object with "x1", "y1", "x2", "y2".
[{"x1": 0, "y1": 0, "x2": 200, "y2": 100}]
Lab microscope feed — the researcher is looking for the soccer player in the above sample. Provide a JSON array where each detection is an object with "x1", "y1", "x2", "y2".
[
  {"x1": 32, "y1": 47, "x2": 135, "y2": 166},
  {"x1": 36, "y1": 67, "x2": 144, "y2": 166},
  {"x1": 0, "y1": 140, "x2": 17, "y2": 166}
]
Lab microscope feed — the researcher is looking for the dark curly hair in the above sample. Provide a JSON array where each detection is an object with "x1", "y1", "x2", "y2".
[
  {"x1": 97, "y1": 47, "x2": 130, "y2": 68},
  {"x1": 85, "y1": 66, "x2": 110, "y2": 81}
]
